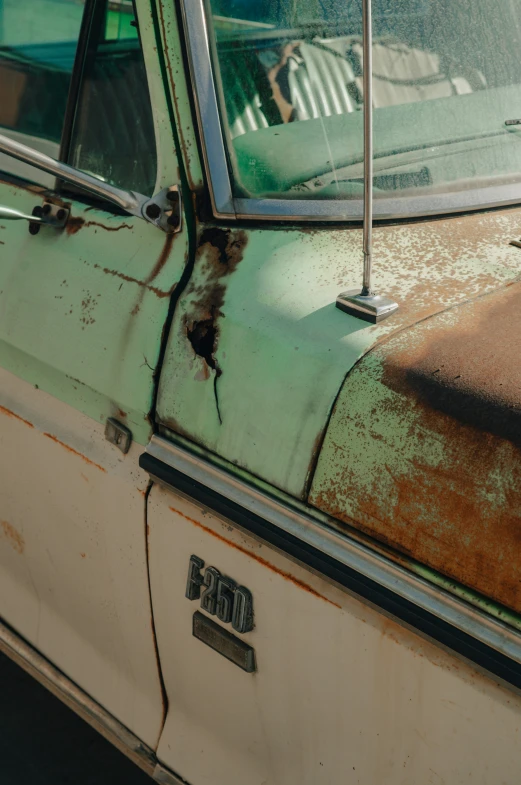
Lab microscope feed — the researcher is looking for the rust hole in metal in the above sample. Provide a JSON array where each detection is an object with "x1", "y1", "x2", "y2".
[
  {"x1": 186, "y1": 316, "x2": 223, "y2": 422},
  {"x1": 182, "y1": 228, "x2": 248, "y2": 424}
]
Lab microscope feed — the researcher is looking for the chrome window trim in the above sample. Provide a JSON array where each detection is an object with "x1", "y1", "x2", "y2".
[
  {"x1": 180, "y1": 0, "x2": 235, "y2": 216},
  {"x1": 145, "y1": 435, "x2": 521, "y2": 670},
  {"x1": 180, "y1": 0, "x2": 521, "y2": 222}
]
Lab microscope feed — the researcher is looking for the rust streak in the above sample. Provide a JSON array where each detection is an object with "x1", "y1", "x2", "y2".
[
  {"x1": 1, "y1": 521, "x2": 24, "y2": 554},
  {"x1": 66, "y1": 217, "x2": 133, "y2": 235},
  {"x1": 84, "y1": 221, "x2": 132, "y2": 232},
  {"x1": 0, "y1": 404, "x2": 34, "y2": 429},
  {"x1": 144, "y1": 233, "x2": 175, "y2": 285},
  {"x1": 92, "y1": 263, "x2": 173, "y2": 298},
  {"x1": 169, "y1": 505, "x2": 341, "y2": 608},
  {"x1": 43, "y1": 433, "x2": 106, "y2": 473}
]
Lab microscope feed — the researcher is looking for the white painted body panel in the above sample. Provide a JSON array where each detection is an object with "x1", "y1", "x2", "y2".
[
  {"x1": 149, "y1": 484, "x2": 521, "y2": 785},
  {"x1": 0, "y1": 367, "x2": 163, "y2": 747}
]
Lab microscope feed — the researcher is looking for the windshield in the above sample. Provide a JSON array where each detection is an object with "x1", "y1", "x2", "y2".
[{"x1": 205, "y1": 0, "x2": 521, "y2": 208}]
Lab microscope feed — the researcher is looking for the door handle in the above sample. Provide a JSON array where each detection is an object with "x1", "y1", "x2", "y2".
[{"x1": 0, "y1": 203, "x2": 69, "y2": 234}]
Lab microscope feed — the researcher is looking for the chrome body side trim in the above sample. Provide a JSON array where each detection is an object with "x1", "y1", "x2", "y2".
[
  {"x1": 0, "y1": 615, "x2": 192, "y2": 783},
  {"x1": 154, "y1": 763, "x2": 190, "y2": 785},
  {"x1": 0, "y1": 617, "x2": 156, "y2": 775},
  {"x1": 144, "y1": 435, "x2": 521, "y2": 670},
  {"x1": 180, "y1": 3, "x2": 521, "y2": 222}
]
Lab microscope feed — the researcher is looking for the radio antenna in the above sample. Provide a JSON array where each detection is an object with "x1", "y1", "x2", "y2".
[{"x1": 336, "y1": 0, "x2": 398, "y2": 324}]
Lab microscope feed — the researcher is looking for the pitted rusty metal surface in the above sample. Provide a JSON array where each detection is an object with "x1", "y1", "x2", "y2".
[
  {"x1": 310, "y1": 280, "x2": 521, "y2": 613},
  {"x1": 157, "y1": 205, "x2": 521, "y2": 499}
]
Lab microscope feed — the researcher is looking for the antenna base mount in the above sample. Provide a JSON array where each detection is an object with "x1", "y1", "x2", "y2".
[{"x1": 336, "y1": 290, "x2": 399, "y2": 324}]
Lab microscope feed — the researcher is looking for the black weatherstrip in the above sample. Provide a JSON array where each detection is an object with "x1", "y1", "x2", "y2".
[{"x1": 140, "y1": 451, "x2": 521, "y2": 691}]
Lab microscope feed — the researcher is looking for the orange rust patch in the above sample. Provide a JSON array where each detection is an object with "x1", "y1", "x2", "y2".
[
  {"x1": 65, "y1": 216, "x2": 85, "y2": 235},
  {"x1": 0, "y1": 404, "x2": 34, "y2": 429},
  {"x1": 1, "y1": 521, "x2": 24, "y2": 554},
  {"x1": 43, "y1": 433, "x2": 106, "y2": 473},
  {"x1": 312, "y1": 282, "x2": 521, "y2": 615},
  {"x1": 169, "y1": 505, "x2": 341, "y2": 609},
  {"x1": 80, "y1": 552, "x2": 86, "y2": 559}
]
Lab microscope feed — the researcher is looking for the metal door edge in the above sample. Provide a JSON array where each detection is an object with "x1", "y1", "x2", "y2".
[{"x1": 0, "y1": 616, "x2": 189, "y2": 784}]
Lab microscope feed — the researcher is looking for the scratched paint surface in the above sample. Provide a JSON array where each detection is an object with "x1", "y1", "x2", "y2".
[
  {"x1": 156, "y1": 207, "x2": 521, "y2": 498},
  {"x1": 310, "y1": 279, "x2": 521, "y2": 613},
  {"x1": 148, "y1": 483, "x2": 521, "y2": 785},
  {"x1": 0, "y1": 185, "x2": 186, "y2": 445},
  {"x1": 0, "y1": 0, "x2": 190, "y2": 446},
  {"x1": 154, "y1": 0, "x2": 204, "y2": 193}
]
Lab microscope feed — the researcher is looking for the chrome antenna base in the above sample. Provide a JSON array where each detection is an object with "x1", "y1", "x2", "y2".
[{"x1": 336, "y1": 289, "x2": 399, "y2": 324}]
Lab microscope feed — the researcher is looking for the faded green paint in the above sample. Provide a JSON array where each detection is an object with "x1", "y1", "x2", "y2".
[
  {"x1": 0, "y1": 0, "x2": 190, "y2": 445},
  {"x1": 0, "y1": 188, "x2": 187, "y2": 444},
  {"x1": 153, "y1": 0, "x2": 204, "y2": 192},
  {"x1": 156, "y1": 207, "x2": 521, "y2": 498}
]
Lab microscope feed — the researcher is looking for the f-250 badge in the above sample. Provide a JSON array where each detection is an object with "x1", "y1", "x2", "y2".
[{"x1": 185, "y1": 555, "x2": 254, "y2": 633}]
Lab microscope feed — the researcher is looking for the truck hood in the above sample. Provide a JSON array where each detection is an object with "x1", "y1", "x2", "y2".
[
  {"x1": 310, "y1": 277, "x2": 521, "y2": 614},
  {"x1": 158, "y1": 205, "x2": 521, "y2": 510}
]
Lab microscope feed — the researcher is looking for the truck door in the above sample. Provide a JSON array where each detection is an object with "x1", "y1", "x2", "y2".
[
  {"x1": 0, "y1": 0, "x2": 190, "y2": 748},
  {"x1": 140, "y1": 3, "x2": 521, "y2": 784}
]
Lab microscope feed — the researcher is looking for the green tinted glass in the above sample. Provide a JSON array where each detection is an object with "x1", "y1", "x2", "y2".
[
  {"x1": 68, "y1": 0, "x2": 156, "y2": 195},
  {"x1": 0, "y1": 0, "x2": 83, "y2": 182},
  {"x1": 207, "y1": 0, "x2": 521, "y2": 205},
  {"x1": 104, "y1": 0, "x2": 138, "y2": 41}
]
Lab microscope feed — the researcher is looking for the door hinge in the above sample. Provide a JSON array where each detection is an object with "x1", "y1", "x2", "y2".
[{"x1": 142, "y1": 186, "x2": 182, "y2": 234}]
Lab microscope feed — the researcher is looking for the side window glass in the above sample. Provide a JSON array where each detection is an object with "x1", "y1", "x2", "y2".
[
  {"x1": 104, "y1": 0, "x2": 138, "y2": 41},
  {"x1": 0, "y1": 0, "x2": 84, "y2": 186},
  {"x1": 67, "y1": 0, "x2": 157, "y2": 196}
]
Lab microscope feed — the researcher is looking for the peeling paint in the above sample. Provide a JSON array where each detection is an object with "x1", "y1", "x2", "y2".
[
  {"x1": 157, "y1": 206, "x2": 521, "y2": 500},
  {"x1": 311, "y1": 281, "x2": 521, "y2": 614},
  {"x1": 182, "y1": 228, "x2": 248, "y2": 422}
]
